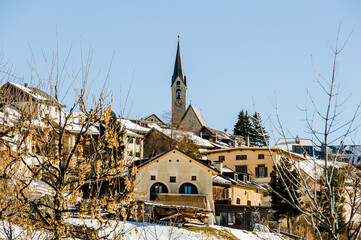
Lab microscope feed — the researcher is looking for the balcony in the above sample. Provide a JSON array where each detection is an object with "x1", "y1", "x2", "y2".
[{"x1": 153, "y1": 193, "x2": 208, "y2": 209}]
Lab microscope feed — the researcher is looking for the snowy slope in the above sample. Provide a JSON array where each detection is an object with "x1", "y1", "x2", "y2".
[{"x1": 0, "y1": 219, "x2": 285, "y2": 240}]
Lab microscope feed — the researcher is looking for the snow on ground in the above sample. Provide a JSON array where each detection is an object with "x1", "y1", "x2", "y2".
[
  {"x1": 0, "y1": 219, "x2": 285, "y2": 240},
  {"x1": 67, "y1": 219, "x2": 285, "y2": 240}
]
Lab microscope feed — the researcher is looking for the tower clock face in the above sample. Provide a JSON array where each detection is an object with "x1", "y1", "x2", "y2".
[{"x1": 175, "y1": 98, "x2": 183, "y2": 106}]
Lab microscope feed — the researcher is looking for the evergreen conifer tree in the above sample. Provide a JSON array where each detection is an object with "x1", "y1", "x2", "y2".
[
  {"x1": 251, "y1": 112, "x2": 269, "y2": 146},
  {"x1": 233, "y1": 110, "x2": 253, "y2": 139},
  {"x1": 234, "y1": 110, "x2": 269, "y2": 146},
  {"x1": 269, "y1": 157, "x2": 302, "y2": 232},
  {"x1": 317, "y1": 167, "x2": 346, "y2": 237}
]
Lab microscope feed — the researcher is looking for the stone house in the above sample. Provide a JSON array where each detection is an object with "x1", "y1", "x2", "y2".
[
  {"x1": 202, "y1": 147, "x2": 305, "y2": 206},
  {"x1": 133, "y1": 148, "x2": 218, "y2": 224}
]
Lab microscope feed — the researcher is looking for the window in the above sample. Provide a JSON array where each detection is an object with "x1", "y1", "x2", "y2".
[
  {"x1": 169, "y1": 176, "x2": 176, "y2": 182},
  {"x1": 258, "y1": 154, "x2": 265, "y2": 159},
  {"x1": 150, "y1": 175, "x2": 156, "y2": 180},
  {"x1": 236, "y1": 155, "x2": 247, "y2": 160},
  {"x1": 191, "y1": 176, "x2": 197, "y2": 181},
  {"x1": 135, "y1": 152, "x2": 141, "y2": 157},
  {"x1": 136, "y1": 138, "x2": 141, "y2": 145},
  {"x1": 247, "y1": 200, "x2": 252, "y2": 206},
  {"x1": 220, "y1": 212, "x2": 227, "y2": 225},
  {"x1": 213, "y1": 187, "x2": 227, "y2": 200},
  {"x1": 128, "y1": 151, "x2": 133, "y2": 156},
  {"x1": 227, "y1": 212, "x2": 235, "y2": 226},
  {"x1": 176, "y1": 81, "x2": 181, "y2": 87},
  {"x1": 176, "y1": 89, "x2": 181, "y2": 99},
  {"x1": 255, "y1": 165, "x2": 268, "y2": 178},
  {"x1": 236, "y1": 197, "x2": 241, "y2": 205},
  {"x1": 235, "y1": 165, "x2": 247, "y2": 173},
  {"x1": 179, "y1": 183, "x2": 198, "y2": 194},
  {"x1": 220, "y1": 212, "x2": 243, "y2": 227},
  {"x1": 218, "y1": 156, "x2": 225, "y2": 161},
  {"x1": 128, "y1": 137, "x2": 134, "y2": 143},
  {"x1": 150, "y1": 182, "x2": 168, "y2": 200}
]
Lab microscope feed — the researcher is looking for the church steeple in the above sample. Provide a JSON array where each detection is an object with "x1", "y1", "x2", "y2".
[
  {"x1": 171, "y1": 36, "x2": 187, "y2": 127},
  {"x1": 171, "y1": 37, "x2": 186, "y2": 87}
]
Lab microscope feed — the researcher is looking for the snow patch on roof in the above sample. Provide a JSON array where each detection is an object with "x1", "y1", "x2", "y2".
[
  {"x1": 149, "y1": 124, "x2": 214, "y2": 148},
  {"x1": 119, "y1": 119, "x2": 150, "y2": 133},
  {"x1": 299, "y1": 159, "x2": 349, "y2": 181}
]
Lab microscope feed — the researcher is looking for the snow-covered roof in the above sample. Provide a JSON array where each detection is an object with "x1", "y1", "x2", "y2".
[
  {"x1": 119, "y1": 119, "x2": 150, "y2": 133},
  {"x1": 212, "y1": 173, "x2": 266, "y2": 191},
  {"x1": 149, "y1": 124, "x2": 214, "y2": 148},
  {"x1": 9, "y1": 82, "x2": 48, "y2": 101},
  {"x1": 6, "y1": 82, "x2": 65, "y2": 107},
  {"x1": 221, "y1": 165, "x2": 234, "y2": 173},
  {"x1": 198, "y1": 126, "x2": 231, "y2": 140},
  {"x1": 212, "y1": 175, "x2": 232, "y2": 185},
  {"x1": 299, "y1": 159, "x2": 349, "y2": 181},
  {"x1": 275, "y1": 138, "x2": 319, "y2": 149},
  {"x1": 126, "y1": 129, "x2": 143, "y2": 138},
  {"x1": 65, "y1": 122, "x2": 99, "y2": 135}
]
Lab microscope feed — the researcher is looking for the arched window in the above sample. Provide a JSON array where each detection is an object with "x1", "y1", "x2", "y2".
[
  {"x1": 176, "y1": 89, "x2": 181, "y2": 99},
  {"x1": 150, "y1": 182, "x2": 168, "y2": 200},
  {"x1": 176, "y1": 81, "x2": 181, "y2": 87},
  {"x1": 179, "y1": 183, "x2": 198, "y2": 194}
]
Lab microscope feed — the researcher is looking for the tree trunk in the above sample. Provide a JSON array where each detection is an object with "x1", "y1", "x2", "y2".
[{"x1": 287, "y1": 216, "x2": 290, "y2": 233}]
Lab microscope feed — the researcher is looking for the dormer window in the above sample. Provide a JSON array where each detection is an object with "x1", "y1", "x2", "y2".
[
  {"x1": 176, "y1": 89, "x2": 181, "y2": 99},
  {"x1": 176, "y1": 81, "x2": 181, "y2": 87}
]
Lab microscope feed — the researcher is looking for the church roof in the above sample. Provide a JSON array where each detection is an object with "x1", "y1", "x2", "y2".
[
  {"x1": 171, "y1": 39, "x2": 186, "y2": 87},
  {"x1": 182, "y1": 104, "x2": 207, "y2": 127}
]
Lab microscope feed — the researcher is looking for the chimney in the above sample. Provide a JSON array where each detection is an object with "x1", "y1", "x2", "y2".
[
  {"x1": 24, "y1": 83, "x2": 28, "y2": 87},
  {"x1": 214, "y1": 161, "x2": 223, "y2": 174},
  {"x1": 224, "y1": 129, "x2": 228, "y2": 133},
  {"x1": 246, "y1": 135, "x2": 250, "y2": 147}
]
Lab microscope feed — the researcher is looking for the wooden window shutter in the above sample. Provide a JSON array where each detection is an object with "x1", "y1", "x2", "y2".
[
  {"x1": 255, "y1": 167, "x2": 259, "y2": 177},
  {"x1": 264, "y1": 167, "x2": 268, "y2": 177}
]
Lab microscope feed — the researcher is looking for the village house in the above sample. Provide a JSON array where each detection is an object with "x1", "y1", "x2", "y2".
[
  {"x1": 133, "y1": 148, "x2": 218, "y2": 225},
  {"x1": 212, "y1": 163, "x2": 269, "y2": 229},
  {"x1": 0, "y1": 81, "x2": 66, "y2": 120},
  {"x1": 202, "y1": 147, "x2": 305, "y2": 206},
  {"x1": 275, "y1": 137, "x2": 325, "y2": 158}
]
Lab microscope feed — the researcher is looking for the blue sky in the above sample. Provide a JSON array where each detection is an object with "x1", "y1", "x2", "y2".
[{"x1": 1, "y1": 1, "x2": 361, "y2": 144}]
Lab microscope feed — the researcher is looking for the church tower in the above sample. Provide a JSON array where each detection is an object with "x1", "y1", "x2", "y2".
[{"x1": 171, "y1": 38, "x2": 187, "y2": 127}]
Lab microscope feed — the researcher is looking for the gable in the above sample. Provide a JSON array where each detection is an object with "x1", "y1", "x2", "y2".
[
  {"x1": 1, "y1": 82, "x2": 65, "y2": 107},
  {"x1": 180, "y1": 105, "x2": 207, "y2": 132},
  {"x1": 138, "y1": 149, "x2": 217, "y2": 175},
  {"x1": 144, "y1": 114, "x2": 165, "y2": 125}
]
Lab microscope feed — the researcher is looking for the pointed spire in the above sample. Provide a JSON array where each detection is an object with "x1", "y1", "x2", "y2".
[{"x1": 172, "y1": 36, "x2": 186, "y2": 86}]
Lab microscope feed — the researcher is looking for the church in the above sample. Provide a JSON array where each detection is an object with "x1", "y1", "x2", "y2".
[
  {"x1": 141, "y1": 38, "x2": 243, "y2": 150},
  {"x1": 170, "y1": 38, "x2": 208, "y2": 133}
]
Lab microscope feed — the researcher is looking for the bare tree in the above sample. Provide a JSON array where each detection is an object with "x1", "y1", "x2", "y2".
[
  {"x1": 258, "y1": 26, "x2": 361, "y2": 240},
  {"x1": 0, "y1": 45, "x2": 137, "y2": 239}
]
